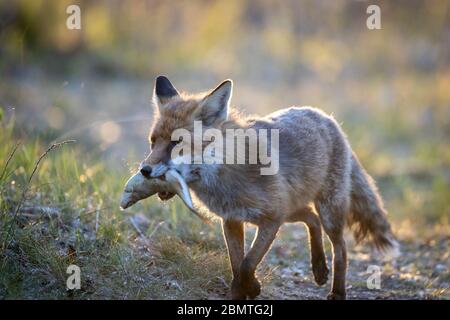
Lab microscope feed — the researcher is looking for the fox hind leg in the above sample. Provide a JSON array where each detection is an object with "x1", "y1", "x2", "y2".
[
  {"x1": 290, "y1": 206, "x2": 329, "y2": 286},
  {"x1": 315, "y1": 200, "x2": 348, "y2": 300}
]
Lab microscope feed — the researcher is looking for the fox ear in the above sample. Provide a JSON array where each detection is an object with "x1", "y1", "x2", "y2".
[
  {"x1": 153, "y1": 75, "x2": 179, "y2": 106},
  {"x1": 198, "y1": 80, "x2": 233, "y2": 126}
]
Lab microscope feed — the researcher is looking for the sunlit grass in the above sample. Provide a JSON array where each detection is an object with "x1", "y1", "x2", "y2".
[{"x1": 0, "y1": 116, "x2": 225, "y2": 299}]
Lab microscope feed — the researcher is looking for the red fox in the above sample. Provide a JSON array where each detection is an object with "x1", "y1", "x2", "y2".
[{"x1": 130, "y1": 75, "x2": 398, "y2": 300}]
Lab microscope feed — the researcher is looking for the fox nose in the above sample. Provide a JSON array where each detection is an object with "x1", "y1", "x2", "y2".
[{"x1": 140, "y1": 165, "x2": 152, "y2": 178}]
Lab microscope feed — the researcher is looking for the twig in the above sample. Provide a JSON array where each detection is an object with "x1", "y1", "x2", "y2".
[
  {"x1": 81, "y1": 206, "x2": 113, "y2": 216},
  {"x1": 2, "y1": 140, "x2": 76, "y2": 250},
  {"x1": 25, "y1": 140, "x2": 76, "y2": 188},
  {"x1": 147, "y1": 221, "x2": 165, "y2": 242},
  {"x1": 130, "y1": 219, "x2": 165, "y2": 246},
  {"x1": 0, "y1": 141, "x2": 21, "y2": 182},
  {"x1": 95, "y1": 207, "x2": 100, "y2": 235},
  {"x1": 130, "y1": 217, "x2": 147, "y2": 239}
]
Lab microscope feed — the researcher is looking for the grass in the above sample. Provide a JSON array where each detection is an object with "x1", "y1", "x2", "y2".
[
  {"x1": 0, "y1": 116, "x2": 227, "y2": 299},
  {"x1": 0, "y1": 107, "x2": 449, "y2": 299},
  {"x1": 1, "y1": 0, "x2": 449, "y2": 300}
]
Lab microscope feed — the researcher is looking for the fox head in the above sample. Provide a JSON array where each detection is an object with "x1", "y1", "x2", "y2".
[
  {"x1": 120, "y1": 76, "x2": 232, "y2": 214},
  {"x1": 122, "y1": 75, "x2": 278, "y2": 215},
  {"x1": 136, "y1": 75, "x2": 233, "y2": 201},
  {"x1": 140, "y1": 76, "x2": 233, "y2": 175}
]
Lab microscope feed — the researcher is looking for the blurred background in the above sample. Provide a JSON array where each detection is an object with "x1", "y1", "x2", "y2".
[
  {"x1": 0, "y1": 0, "x2": 449, "y2": 300},
  {"x1": 1, "y1": 0, "x2": 449, "y2": 228}
]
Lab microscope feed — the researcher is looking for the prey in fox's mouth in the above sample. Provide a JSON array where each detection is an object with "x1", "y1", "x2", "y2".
[{"x1": 119, "y1": 167, "x2": 205, "y2": 222}]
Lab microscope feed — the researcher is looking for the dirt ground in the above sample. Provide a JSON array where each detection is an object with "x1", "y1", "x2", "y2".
[
  {"x1": 207, "y1": 224, "x2": 449, "y2": 300},
  {"x1": 1, "y1": 206, "x2": 449, "y2": 300}
]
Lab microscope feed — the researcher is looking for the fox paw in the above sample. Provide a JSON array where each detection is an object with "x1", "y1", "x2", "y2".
[
  {"x1": 326, "y1": 291, "x2": 346, "y2": 300},
  {"x1": 312, "y1": 260, "x2": 329, "y2": 286},
  {"x1": 244, "y1": 277, "x2": 261, "y2": 299},
  {"x1": 230, "y1": 277, "x2": 261, "y2": 300},
  {"x1": 229, "y1": 289, "x2": 246, "y2": 300}
]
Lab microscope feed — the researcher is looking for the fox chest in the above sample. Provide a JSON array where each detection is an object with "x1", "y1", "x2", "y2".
[{"x1": 191, "y1": 186, "x2": 265, "y2": 224}]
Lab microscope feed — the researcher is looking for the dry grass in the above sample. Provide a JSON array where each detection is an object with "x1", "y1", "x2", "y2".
[{"x1": 0, "y1": 118, "x2": 229, "y2": 299}]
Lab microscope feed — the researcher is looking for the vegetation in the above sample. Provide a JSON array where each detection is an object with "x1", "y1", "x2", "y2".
[
  {"x1": 0, "y1": 116, "x2": 229, "y2": 299},
  {"x1": 0, "y1": 0, "x2": 449, "y2": 299}
]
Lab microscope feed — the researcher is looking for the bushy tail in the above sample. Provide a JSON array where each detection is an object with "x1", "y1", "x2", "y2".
[{"x1": 348, "y1": 153, "x2": 399, "y2": 255}]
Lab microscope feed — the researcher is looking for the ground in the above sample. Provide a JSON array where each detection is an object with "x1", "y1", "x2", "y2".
[
  {"x1": 1, "y1": 0, "x2": 450, "y2": 301},
  {"x1": 260, "y1": 225, "x2": 449, "y2": 300},
  {"x1": 0, "y1": 121, "x2": 448, "y2": 300},
  {"x1": 206, "y1": 223, "x2": 450, "y2": 300},
  {"x1": 1, "y1": 204, "x2": 448, "y2": 300},
  {"x1": 0, "y1": 131, "x2": 450, "y2": 300}
]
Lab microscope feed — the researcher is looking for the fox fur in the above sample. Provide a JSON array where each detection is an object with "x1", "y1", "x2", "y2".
[{"x1": 142, "y1": 75, "x2": 398, "y2": 300}]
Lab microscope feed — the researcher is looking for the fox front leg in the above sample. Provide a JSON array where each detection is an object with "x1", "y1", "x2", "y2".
[
  {"x1": 222, "y1": 219, "x2": 245, "y2": 299},
  {"x1": 236, "y1": 220, "x2": 280, "y2": 299}
]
